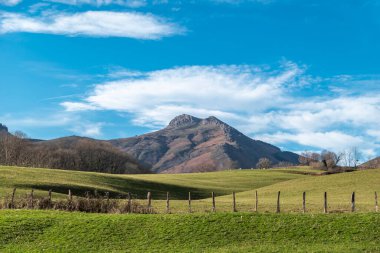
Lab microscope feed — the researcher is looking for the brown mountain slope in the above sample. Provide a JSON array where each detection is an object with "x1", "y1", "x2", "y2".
[
  {"x1": 361, "y1": 157, "x2": 380, "y2": 169},
  {"x1": 110, "y1": 114, "x2": 299, "y2": 173}
]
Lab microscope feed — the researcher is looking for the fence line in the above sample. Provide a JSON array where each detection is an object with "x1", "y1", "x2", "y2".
[{"x1": 1, "y1": 188, "x2": 379, "y2": 214}]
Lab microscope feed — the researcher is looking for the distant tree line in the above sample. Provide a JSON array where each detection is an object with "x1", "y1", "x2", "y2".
[
  {"x1": 0, "y1": 131, "x2": 147, "y2": 174},
  {"x1": 255, "y1": 147, "x2": 363, "y2": 171},
  {"x1": 298, "y1": 148, "x2": 362, "y2": 171}
]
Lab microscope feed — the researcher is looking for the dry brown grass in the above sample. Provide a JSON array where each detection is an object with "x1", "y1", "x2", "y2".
[{"x1": 1, "y1": 193, "x2": 154, "y2": 214}]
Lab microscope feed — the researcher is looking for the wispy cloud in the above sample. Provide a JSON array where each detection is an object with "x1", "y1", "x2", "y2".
[
  {"x1": 211, "y1": 0, "x2": 273, "y2": 5},
  {"x1": 0, "y1": 113, "x2": 105, "y2": 138},
  {"x1": 70, "y1": 122, "x2": 104, "y2": 137},
  {"x1": 0, "y1": 0, "x2": 21, "y2": 6},
  {"x1": 60, "y1": 62, "x2": 380, "y2": 154},
  {"x1": 0, "y1": 11, "x2": 184, "y2": 39},
  {"x1": 47, "y1": 0, "x2": 147, "y2": 8}
]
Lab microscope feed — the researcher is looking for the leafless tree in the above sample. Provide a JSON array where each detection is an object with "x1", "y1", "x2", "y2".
[
  {"x1": 299, "y1": 151, "x2": 321, "y2": 165},
  {"x1": 342, "y1": 147, "x2": 362, "y2": 168},
  {"x1": 0, "y1": 133, "x2": 146, "y2": 174},
  {"x1": 256, "y1": 158, "x2": 272, "y2": 169},
  {"x1": 321, "y1": 150, "x2": 343, "y2": 170},
  {"x1": 0, "y1": 131, "x2": 28, "y2": 165}
]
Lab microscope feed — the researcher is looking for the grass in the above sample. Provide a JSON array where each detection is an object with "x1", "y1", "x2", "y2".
[
  {"x1": 1, "y1": 166, "x2": 380, "y2": 252},
  {"x1": 0, "y1": 165, "x2": 308, "y2": 199},
  {"x1": 214, "y1": 168, "x2": 380, "y2": 213},
  {"x1": 0, "y1": 210, "x2": 379, "y2": 252},
  {"x1": 1, "y1": 166, "x2": 380, "y2": 213}
]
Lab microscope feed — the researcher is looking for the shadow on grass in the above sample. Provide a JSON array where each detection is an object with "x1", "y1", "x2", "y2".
[{"x1": 15, "y1": 176, "x2": 217, "y2": 200}]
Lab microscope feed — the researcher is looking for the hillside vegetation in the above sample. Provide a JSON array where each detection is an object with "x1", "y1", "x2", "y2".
[
  {"x1": 0, "y1": 133, "x2": 145, "y2": 174},
  {"x1": 0, "y1": 210, "x2": 379, "y2": 252}
]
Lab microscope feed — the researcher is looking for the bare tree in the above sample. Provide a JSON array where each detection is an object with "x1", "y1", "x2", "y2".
[
  {"x1": 256, "y1": 158, "x2": 272, "y2": 169},
  {"x1": 299, "y1": 151, "x2": 321, "y2": 165},
  {"x1": 343, "y1": 147, "x2": 361, "y2": 168},
  {"x1": 0, "y1": 131, "x2": 28, "y2": 165},
  {"x1": 0, "y1": 134, "x2": 147, "y2": 174},
  {"x1": 321, "y1": 150, "x2": 343, "y2": 170}
]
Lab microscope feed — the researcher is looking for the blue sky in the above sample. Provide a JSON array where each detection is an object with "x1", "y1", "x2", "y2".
[{"x1": 0, "y1": 0, "x2": 379, "y2": 159}]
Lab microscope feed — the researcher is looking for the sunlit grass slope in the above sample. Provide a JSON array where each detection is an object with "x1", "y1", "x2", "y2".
[
  {"x1": 0, "y1": 166, "x2": 307, "y2": 200},
  {"x1": 0, "y1": 210, "x2": 379, "y2": 253},
  {"x1": 216, "y1": 168, "x2": 380, "y2": 213}
]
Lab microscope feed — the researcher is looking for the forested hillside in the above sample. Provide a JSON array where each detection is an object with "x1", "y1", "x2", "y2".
[{"x1": 0, "y1": 130, "x2": 146, "y2": 174}]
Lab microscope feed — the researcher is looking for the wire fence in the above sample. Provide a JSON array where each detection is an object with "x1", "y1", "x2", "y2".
[{"x1": 1, "y1": 188, "x2": 379, "y2": 214}]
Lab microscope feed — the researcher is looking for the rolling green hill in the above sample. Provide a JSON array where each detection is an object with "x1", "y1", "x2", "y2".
[
  {"x1": 216, "y1": 168, "x2": 380, "y2": 213},
  {"x1": 1, "y1": 165, "x2": 379, "y2": 213},
  {"x1": 0, "y1": 166, "x2": 309, "y2": 200}
]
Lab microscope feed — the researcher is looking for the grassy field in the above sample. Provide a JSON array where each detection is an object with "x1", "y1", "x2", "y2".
[
  {"x1": 1, "y1": 166, "x2": 379, "y2": 213},
  {"x1": 0, "y1": 166, "x2": 380, "y2": 252},
  {"x1": 0, "y1": 210, "x2": 379, "y2": 252},
  {"x1": 214, "y1": 168, "x2": 380, "y2": 213},
  {"x1": 0, "y1": 166, "x2": 309, "y2": 199}
]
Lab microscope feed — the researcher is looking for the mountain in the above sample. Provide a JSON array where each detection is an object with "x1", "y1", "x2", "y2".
[
  {"x1": 361, "y1": 157, "x2": 380, "y2": 169},
  {"x1": 110, "y1": 114, "x2": 299, "y2": 173}
]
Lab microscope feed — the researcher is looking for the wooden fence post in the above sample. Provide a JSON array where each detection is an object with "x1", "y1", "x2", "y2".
[
  {"x1": 188, "y1": 192, "x2": 192, "y2": 213},
  {"x1": 48, "y1": 189, "x2": 52, "y2": 208},
  {"x1": 30, "y1": 189, "x2": 34, "y2": 209},
  {"x1": 147, "y1": 192, "x2": 152, "y2": 213},
  {"x1": 105, "y1": 192, "x2": 110, "y2": 212},
  {"x1": 68, "y1": 189, "x2": 72, "y2": 202},
  {"x1": 351, "y1": 192, "x2": 355, "y2": 212},
  {"x1": 324, "y1": 192, "x2": 328, "y2": 214},
  {"x1": 166, "y1": 192, "x2": 170, "y2": 214},
  {"x1": 302, "y1": 192, "x2": 306, "y2": 213},
  {"x1": 11, "y1": 188, "x2": 16, "y2": 209},
  {"x1": 276, "y1": 191, "x2": 281, "y2": 213},
  {"x1": 127, "y1": 192, "x2": 132, "y2": 213},
  {"x1": 255, "y1": 191, "x2": 258, "y2": 212},
  {"x1": 212, "y1": 192, "x2": 216, "y2": 212},
  {"x1": 375, "y1": 191, "x2": 378, "y2": 212},
  {"x1": 232, "y1": 192, "x2": 237, "y2": 212}
]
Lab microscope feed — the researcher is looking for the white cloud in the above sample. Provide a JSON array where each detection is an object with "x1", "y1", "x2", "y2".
[
  {"x1": 0, "y1": 0, "x2": 21, "y2": 6},
  {"x1": 70, "y1": 122, "x2": 104, "y2": 137},
  {"x1": 0, "y1": 11, "x2": 183, "y2": 39},
  {"x1": 61, "y1": 63, "x2": 380, "y2": 154},
  {"x1": 61, "y1": 102, "x2": 99, "y2": 112},
  {"x1": 0, "y1": 114, "x2": 74, "y2": 128},
  {"x1": 211, "y1": 0, "x2": 273, "y2": 4},
  {"x1": 367, "y1": 130, "x2": 380, "y2": 142},
  {"x1": 257, "y1": 131, "x2": 366, "y2": 151},
  {"x1": 0, "y1": 113, "x2": 105, "y2": 138},
  {"x1": 47, "y1": 0, "x2": 147, "y2": 7},
  {"x1": 61, "y1": 64, "x2": 302, "y2": 126}
]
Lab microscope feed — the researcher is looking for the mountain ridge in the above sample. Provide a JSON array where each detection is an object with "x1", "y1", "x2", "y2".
[{"x1": 110, "y1": 114, "x2": 299, "y2": 173}]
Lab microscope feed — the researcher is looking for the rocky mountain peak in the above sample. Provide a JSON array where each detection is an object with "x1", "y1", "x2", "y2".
[
  {"x1": 167, "y1": 114, "x2": 201, "y2": 128},
  {"x1": 111, "y1": 114, "x2": 300, "y2": 173},
  {"x1": 0, "y1": 123, "x2": 8, "y2": 133}
]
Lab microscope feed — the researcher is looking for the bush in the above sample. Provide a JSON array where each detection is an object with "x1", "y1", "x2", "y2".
[{"x1": 1, "y1": 194, "x2": 154, "y2": 214}]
